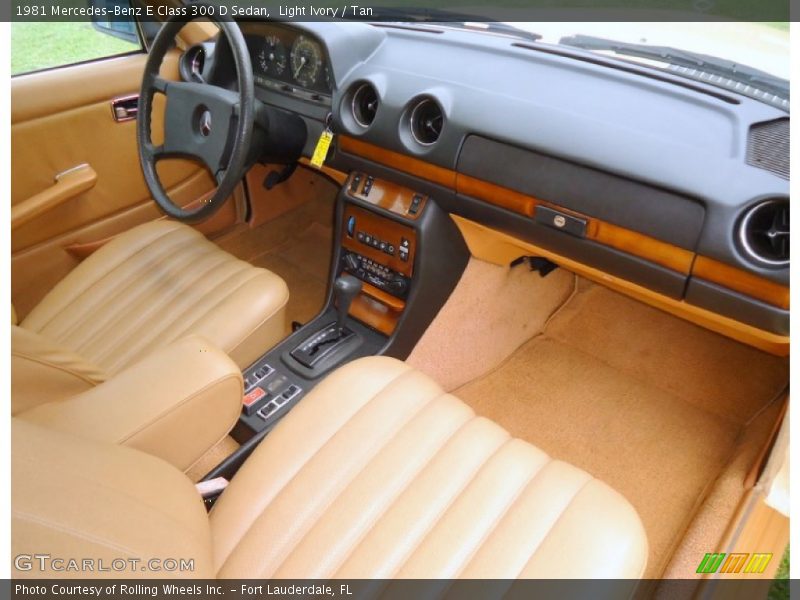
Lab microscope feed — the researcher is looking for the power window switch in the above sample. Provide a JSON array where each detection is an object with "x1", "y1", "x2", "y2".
[
  {"x1": 409, "y1": 194, "x2": 423, "y2": 215},
  {"x1": 349, "y1": 173, "x2": 362, "y2": 193}
]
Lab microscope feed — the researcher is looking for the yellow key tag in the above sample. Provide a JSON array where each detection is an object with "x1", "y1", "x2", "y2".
[{"x1": 310, "y1": 129, "x2": 334, "y2": 168}]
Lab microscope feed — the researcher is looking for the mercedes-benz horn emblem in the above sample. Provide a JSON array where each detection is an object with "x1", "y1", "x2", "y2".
[{"x1": 199, "y1": 110, "x2": 212, "y2": 137}]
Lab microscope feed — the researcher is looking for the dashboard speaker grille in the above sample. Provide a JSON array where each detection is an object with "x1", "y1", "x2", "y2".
[{"x1": 746, "y1": 119, "x2": 789, "y2": 180}]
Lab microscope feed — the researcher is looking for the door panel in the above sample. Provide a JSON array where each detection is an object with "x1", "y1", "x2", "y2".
[{"x1": 11, "y1": 49, "x2": 242, "y2": 318}]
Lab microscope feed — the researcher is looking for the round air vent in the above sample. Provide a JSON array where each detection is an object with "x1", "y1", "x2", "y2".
[
  {"x1": 351, "y1": 83, "x2": 379, "y2": 128},
  {"x1": 739, "y1": 198, "x2": 789, "y2": 266},
  {"x1": 409, "y1": 98, "x2": 444, "y2": 145}
]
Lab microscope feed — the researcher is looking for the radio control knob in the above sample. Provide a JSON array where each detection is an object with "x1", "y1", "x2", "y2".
[{"x1": 388, "y1": 275, "x2": 408, "y2": 296}]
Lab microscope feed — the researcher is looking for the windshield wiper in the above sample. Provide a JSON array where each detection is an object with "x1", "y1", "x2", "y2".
[
  {"x1": 369, "y1": 8, "x2": 541, "y2": 42},
  {"x1": 559, "y1": 34, "x2": 788, "y2": 109}
]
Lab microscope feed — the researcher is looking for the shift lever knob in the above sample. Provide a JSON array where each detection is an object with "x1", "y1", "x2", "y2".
[{"x1": 334, "y1": 274, "x2": 362, "y2": 334}]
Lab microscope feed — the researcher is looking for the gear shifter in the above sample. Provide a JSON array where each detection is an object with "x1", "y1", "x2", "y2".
[
  {"x1": 334, "y1": 274, "x2": 363, "y2": 336},
  {"x1": 290, "y1": 274, "x2": 364, "y2": 370}
]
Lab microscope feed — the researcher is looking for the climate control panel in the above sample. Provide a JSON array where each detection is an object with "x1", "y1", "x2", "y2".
[{"x1": 341, "y1": 250, "x2": 410, "y2": 299}]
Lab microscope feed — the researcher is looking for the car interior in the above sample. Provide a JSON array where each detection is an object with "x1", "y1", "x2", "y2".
[{"x1": 10, "y1": 12, "x2": 789, "y2": 589}]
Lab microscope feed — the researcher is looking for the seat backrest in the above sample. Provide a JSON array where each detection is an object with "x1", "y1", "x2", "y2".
[{"x1": 11, "y1": 419, "x2": 214, "y2": 578}]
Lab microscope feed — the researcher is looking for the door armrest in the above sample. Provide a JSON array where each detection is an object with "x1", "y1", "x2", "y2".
[
  {"x1": 11, "y1": 164, "x2": 97, "y2": 230},
  {"x1": 19, "y1": 335, "x2": 243, "y2": 473}
]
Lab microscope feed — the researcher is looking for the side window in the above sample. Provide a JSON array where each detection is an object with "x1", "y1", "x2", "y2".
[{"x1": 11, "y1": 2, "x2": 143, "y2": 76}]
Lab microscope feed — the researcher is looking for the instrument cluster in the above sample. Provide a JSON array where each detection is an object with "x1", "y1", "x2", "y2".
[{"x1": 243, "y1": 23, "x2": 332, "y2": 100}]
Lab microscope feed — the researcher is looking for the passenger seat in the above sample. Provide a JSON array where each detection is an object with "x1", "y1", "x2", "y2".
[{"x1": 11, "y1": 357, "x2": 648, "y2": 579}]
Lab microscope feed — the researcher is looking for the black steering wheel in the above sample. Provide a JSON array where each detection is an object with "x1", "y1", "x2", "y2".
[{"x1": 137, "y1": 13, "x2": 254, "y2": 222}]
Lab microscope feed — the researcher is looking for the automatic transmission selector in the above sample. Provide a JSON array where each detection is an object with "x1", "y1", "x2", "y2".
[
  {"x1": 289, "y1": 275, "x2": 363, "y2": 370},
  {"x1": 334, "y1": 274, "x2": 363, "y2": 336}
]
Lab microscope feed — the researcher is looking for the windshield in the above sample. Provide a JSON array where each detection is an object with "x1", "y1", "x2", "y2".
[
  {"x1": 374, "y1": 16, "x2": 789, "y2": 109},
  {"x1": 510, "y1": 22, "x2": 789, "y2": 107}
]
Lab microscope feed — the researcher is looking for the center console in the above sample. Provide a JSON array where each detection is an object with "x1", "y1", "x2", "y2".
[{"x1": 219, "y1": 170, "x2": 469, "y2": 471}]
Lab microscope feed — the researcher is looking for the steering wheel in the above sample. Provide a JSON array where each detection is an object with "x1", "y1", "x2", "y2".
[{"x1": 137, "y1": 13, "x2": 254, "y2": 222}]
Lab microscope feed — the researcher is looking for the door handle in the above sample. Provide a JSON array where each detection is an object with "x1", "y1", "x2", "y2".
[
  {"x1": 111, "y1": 94, "x2": 139, "y2": 122},
  {"x1": 11, "y1": 164, "x2": 98, "y2": 230}
]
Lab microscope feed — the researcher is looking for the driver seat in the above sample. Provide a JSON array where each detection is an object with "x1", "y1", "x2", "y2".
[{"x1": 12, "y1": 220, "x2": 289, "y2": 415}]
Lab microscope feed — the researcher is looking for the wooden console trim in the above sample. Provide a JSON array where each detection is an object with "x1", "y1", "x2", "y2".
[
  {"x1": 340, "y1": 135, "x2": 788, "y2": 312},
  {"x1": 452, "y1": 215, "x2": 789, "y2": 356},
  {"x1": 346, "y1": 172, "x2": 428, "y2": 220},
  {"x1": 339, "y1": 137, "x2": 693, "y2": 274},
  {"x1": 693, "y1": 255, "x2": 789, "y2": 311},
  {"x1": 298, "y1": 157, "x2": 348, "y2": 185},
  {"x1": 361, "y1": 280, "x2": 406, "y2": 311},
  {"x1": 458, "y1": 174, "x2": 695, "y2": 275},
  {"x1": 339, "y1": 136, "x2": 457, "y2": 189},
  {"x1": 349, "y1": 293, "x2": 400, "y2": 336},
  {"x1": 341, "y1": 204, "x2": 417, "y2": 277}
]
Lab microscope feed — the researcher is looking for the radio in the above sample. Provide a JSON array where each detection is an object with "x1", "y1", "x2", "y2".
[{"x1": 341, "y1": 250, "x2": 410, "y2": 299}]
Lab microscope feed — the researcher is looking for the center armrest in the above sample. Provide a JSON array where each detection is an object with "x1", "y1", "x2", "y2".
[{"x1": 19, "y1": 335, "x2": 243, "y2": 473}]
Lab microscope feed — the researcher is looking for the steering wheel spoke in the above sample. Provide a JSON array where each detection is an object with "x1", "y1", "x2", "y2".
[
  {"x1": 142, "y1": 142, "x2": 165, "y2": 161},
  {"x1": 152, "y1": 76, "x2": 169, "y2": 94}
]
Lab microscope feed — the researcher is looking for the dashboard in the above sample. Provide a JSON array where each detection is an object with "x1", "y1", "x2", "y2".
[
  {"x1": 195, "y1": 20, "x2": 789, "y2": 349},
  {"x1": 241, "y1": 22, "x2": 332, "y2": 102}
]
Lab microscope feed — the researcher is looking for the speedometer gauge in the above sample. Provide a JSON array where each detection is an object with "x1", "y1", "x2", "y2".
[
  {"x1": 290, "y1": 36, "x2": 323, "y2": 88},
  {"x1": 258, "y1": 35, "x2": 287, "y2": 77}
]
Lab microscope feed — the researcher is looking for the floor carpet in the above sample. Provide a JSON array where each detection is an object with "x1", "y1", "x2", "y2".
[
  {"x1": 455, "y1": 281, "x2": 788, "y2": 577},
  {"x1": 218, "y1": 194, "x2": 335, "y2": 330}
]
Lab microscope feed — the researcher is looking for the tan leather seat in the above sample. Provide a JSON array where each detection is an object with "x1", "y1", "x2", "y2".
[
  {"x1": 12, "y1": 220, "x2": 288, "y2": 414},
  {"x1": 12, "y1": 356, "x2": 648, "y2": 579}
]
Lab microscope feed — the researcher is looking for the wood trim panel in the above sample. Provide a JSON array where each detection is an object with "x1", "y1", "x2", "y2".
[
  {"x1": 458, "y1": 174, "x2": 695, "y2": 275},
  {"x1": 361, "y1": 281, "x2": 406, "y2": 311},
  {"x1": 341, "y1": 204, "x2": 417, "y2": 277},
  {"x1": 693, "y1": 256, "x2": 789, "y2": 310},
  {"x1": 340, "y1": 136, "x2": 787, "y2": 312},
  {"x1": 349, "y1": 293, "x2": 400, "y2": 336},
  {"x1": 452, "y1": 215, "x2": 789, "y2": 356},
  {"x1": 339, "y1": 136, "x2": 457, "y2": 189},
  {"x1": 339, "y1": 139, "x2": 694, "y2": 275},
  {"x1": 298, "y1": 157, "x2": 348, "y2": 186},
  {"x1": 457, "y1": 174, "x2": 537, "y2": 217},
  {"x1": 345, "y1": 172, "x2": 428, "y2": 220}
]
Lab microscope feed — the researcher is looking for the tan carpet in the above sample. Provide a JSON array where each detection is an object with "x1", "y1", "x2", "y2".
[
  {"x1": 406, "y1": 258, "x2": 576, "y2": 390},
  {"x1": 217, "y1": 193, "x2": 335, "y2": 329},
  {"x1": 455, "y1": 281, "x2": 788, "y2": 578}
]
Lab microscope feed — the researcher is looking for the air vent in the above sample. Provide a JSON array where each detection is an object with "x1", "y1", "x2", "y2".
[
  {"x1": 409, "y1": 98, "x2": 444, "y2": 145},
  {"x1": 747, "y1": 119, "x2": 789, "y2": 180},
  {"x1": 351, "y1": 83, "x2": 379, "y2": 128},
  {"x1": 739, "y1": 198, "x2": 789, "y2": 267}
]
